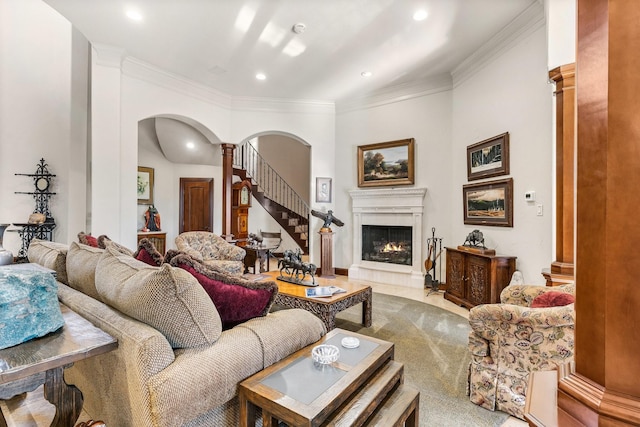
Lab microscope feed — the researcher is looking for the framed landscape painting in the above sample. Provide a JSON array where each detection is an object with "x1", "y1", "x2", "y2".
[
  {"x1": 467, "y1": 132, "x2": 509, "y2": 181},
  {"x1": 357, "y1": 138, "x2": 415, "y2": 188},
  {"x1": 463, "y1": 178, "x2": 513, "y2": 227},
  {"x1": 137, "y1": 166, "x2": 154, "y2": 205}
]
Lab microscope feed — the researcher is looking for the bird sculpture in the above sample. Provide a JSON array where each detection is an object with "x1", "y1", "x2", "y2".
[{"x1": 310, "y1": 209, "x2": 344, "y2": 231}]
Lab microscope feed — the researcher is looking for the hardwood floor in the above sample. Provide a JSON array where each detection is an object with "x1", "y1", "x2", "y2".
[{"x1": 0, "y1": 262, "x2": 526, "y2": 426}]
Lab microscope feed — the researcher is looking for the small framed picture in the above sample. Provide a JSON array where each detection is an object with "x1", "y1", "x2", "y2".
[
  {"x1": 463, "y1": 178, "x2": 513, "y2": 227},
  {"x1": 316, "y1": 177, "x2": 332, "y2": 203},
  {"x1": 137, "y1": 166, "x2": 154, "y2": 205},
  {"x1": 467, "y1": 132, "x2": 509, "y2": 181}
]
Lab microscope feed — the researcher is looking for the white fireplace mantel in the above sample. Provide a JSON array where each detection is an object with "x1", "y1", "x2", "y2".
[{"x1": 349, "y1": 187, "x2": 427, "y2": 288}]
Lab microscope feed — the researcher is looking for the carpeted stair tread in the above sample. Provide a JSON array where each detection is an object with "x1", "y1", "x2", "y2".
[
  {"x1": 363, "y1": 384, "x2": 420, "y2": 427},
  {"x1": 321, "y1": 360, "x2": 404, "y2": 427}
]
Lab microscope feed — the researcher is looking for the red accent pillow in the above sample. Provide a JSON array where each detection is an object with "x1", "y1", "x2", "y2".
[
  {"x1": 78, "y1": 232, "x2": 98, "y2": 248},
  {"x1": 169, "y1": 254, "x2": 278, "y2": 329},
  {"x1": 531, "y1": 291, "x2": 575, "y2": 308},
  {"x1": 133, "y1": 238, "x2": 164, "y2": 266}
]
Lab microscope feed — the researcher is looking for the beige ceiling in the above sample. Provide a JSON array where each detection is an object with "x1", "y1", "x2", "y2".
[{"x1": 44, "y1": 0, "x2": 540, "y2": 102}]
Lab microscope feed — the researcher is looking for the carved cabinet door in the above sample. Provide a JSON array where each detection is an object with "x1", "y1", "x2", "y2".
[
  {"x1": 466, "y1": 255, "x2": 491, "y2": 306},
  {"x1": 445, "y1": 250, "x2": 465, "y2": 299}
]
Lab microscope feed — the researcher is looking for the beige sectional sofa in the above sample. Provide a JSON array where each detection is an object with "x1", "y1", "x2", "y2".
[{"x1": 27, "y1": 239, "x2": 326, "y2": 427}]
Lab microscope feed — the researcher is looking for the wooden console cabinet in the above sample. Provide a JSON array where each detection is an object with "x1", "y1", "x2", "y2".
[
  {"x1": 444, "y1": 246, "x2": 516, "y2": 308},
  {"x1": 137, "y1": 231, "x2": 166, "y2": 255}
]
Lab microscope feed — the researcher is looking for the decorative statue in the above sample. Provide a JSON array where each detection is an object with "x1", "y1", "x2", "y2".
[
  {"x1": 311, "y1": 209, "x2": 344, "y2": 232},
  {"x1": 463, "y1": 229, "x2": 486, "y2": 248},
  {"x1": 143, "y1": 205, "x2": 161, "y2": 232}
]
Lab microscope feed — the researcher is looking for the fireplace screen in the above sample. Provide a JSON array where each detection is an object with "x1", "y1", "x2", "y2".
[{"x1": 361, "y1": 225, "x2": 412, "y2": 266}]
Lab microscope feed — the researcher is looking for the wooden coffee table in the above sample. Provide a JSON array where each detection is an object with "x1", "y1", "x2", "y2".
[
  {"x1": 238, "y1": 328, "x2": 419, "y2": 427},
  {"x1": 263, "y1": 271, "x2": 372, "y2": 331}
]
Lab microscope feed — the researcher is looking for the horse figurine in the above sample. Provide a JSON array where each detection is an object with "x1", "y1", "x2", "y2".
[{"x1": 278, "y1": 249, "x2": 317, "y2": 285}]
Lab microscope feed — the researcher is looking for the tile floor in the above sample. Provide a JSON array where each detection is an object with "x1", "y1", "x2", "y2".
[{"x1": 0, "y1": 267, "x2": 527, "y2": 426}]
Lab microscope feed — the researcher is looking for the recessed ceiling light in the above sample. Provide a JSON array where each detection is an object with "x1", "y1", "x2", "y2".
[
  {"x1": 256, "y1": 73, "x2": 266, "y2": 80},
  {"x1": 186, "y1": 141, "x2": 195, "y2": 150},
  {"x1": 126, "y1": 10, "x2": 143, "y2": 21},
  {"x1": 413, "y1": 10, "x2": 428, "y2": 21},
  {"x1": 292, "y1": 23, "x2": 306, "y2": 34},
  {"x1": 361, "y1": 71, "x2": 373, "y2": 78}
]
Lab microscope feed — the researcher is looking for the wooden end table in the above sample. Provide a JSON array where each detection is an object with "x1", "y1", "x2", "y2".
[
  {"x1": 238, "y1": 328, "x2": 419, "y2": 427},
  {"x1": 263, "y1": 271, "x2": 372, "y2": 331},
  {"x1": 0, "y1": 304, "x2": 117, "y2": 427}
]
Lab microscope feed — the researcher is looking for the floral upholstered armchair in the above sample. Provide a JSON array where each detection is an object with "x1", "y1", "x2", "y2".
[
  {"x1": 467, "y1": 283, "x2": 575, "y2": 420},
  {"x1": 175, "y1": 232, "x2": 246, "y2": 276}
]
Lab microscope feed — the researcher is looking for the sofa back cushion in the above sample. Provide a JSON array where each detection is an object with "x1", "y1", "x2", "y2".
[
  {"x1": 95, "y1": 245, "x2": 222, "y2": 348},
  {"x1": 26, "y1": 239, "x2": 68, "y2": 285},
  {"x1": 66, "y1": 242, "x2": 105, "y2": 301}
]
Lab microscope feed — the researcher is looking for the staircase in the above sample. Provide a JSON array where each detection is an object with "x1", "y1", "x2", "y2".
[{"x1": 233, "y1": 141, "x2": 310, "y2": 253}]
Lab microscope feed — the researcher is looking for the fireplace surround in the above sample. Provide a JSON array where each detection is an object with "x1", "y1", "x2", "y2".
[{"x1": 349, "y1": 187, "x2": 427, "y2": 288}]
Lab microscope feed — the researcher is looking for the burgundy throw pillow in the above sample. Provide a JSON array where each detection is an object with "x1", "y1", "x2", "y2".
[
  {"x1": 169, "y1": 254, "x2": 278, "y2": 328},
  {"x1": 133, "y1": 238, "x2": 164, "y2": 267},
  {"x1": 531, "y1": 291, "x2": 575, "y2": 308},
  {"x1": 78, "y1": 232, "x2": 98, "y2": 248}
]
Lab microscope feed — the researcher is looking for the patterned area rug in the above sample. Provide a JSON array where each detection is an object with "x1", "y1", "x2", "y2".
[{"x1": 335, "y1": 292, "x2": 510, "y2": 427}]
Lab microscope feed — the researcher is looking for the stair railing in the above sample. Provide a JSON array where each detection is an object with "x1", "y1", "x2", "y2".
[{"x1": 233, "y1": 141, "x2": 310, "y2": 222}]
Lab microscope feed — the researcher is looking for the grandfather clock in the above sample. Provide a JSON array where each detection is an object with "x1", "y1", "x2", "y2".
[{"x1": 231, "y1": 180, "x2": 251, "y2": 244}]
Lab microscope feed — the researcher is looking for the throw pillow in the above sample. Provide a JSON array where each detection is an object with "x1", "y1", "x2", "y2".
[
  {"x1": 77, "y1": 231, "x2": 98, "y2": 248},
  {"x1": 531, "y1": 291, "x2": 575, "y2": 308},
  {"x1": 26, "y1": 239, "x2": 69, "y2": 285},
  {"x1": 133, "y1": 238, "x2": 164, "y2": 266},
  {"x1": 97, "y1": 235, "x2": 112, "y2": 249},
  {"x1": 169, "y1": 253, "x2": 278, "y2": 329},
  {"x1": 66, "y1": 242, "x2": 105, "y2": 301},
  {"x1": 95, "y1": 245, "x2": 222, "y2": 348}
]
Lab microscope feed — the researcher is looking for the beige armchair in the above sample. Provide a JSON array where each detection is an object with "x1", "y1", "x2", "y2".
[
  {"x1": 175, "y1": 232, "x2": 245, "y2": 276},
  {"x1": 467, "y1": 283, "x2": 575, "y2": 420}
]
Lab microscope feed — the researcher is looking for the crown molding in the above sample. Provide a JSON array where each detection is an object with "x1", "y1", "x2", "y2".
[
  {"x1": 230, "y1": 96, "x2": 335, "y2": 115},
  {"x1": 92, "y1": 43, "x2": 125, "y2": 68},
  {"x1": 451, "y1": 2, "x2": 545, "y2": 87},
  {"x1": 336, "y1": 74, "x2": 453, "y2": 114}
]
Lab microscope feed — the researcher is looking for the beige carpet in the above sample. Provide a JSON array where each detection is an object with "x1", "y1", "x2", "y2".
[{"x1": 335, "y1": 292, "x2": 510, "y2": 427}]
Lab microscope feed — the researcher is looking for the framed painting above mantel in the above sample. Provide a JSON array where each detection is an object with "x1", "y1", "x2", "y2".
[
  {"x1": 357, "y1": 138, "x2": 415, "y2": 188},
  {"x1": 467, "y1": 132, "x2": 509, "y2": 181}
]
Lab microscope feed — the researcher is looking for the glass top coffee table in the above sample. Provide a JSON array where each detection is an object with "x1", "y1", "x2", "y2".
[{"x1": 238, "y1": 328, "x2": 419, "y2": 427}]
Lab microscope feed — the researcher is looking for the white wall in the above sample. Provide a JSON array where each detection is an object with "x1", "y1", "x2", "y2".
[
  {"x1": 451, "y1": 25, "x2": 553, "y2": 284},
  {"x1": 335, "y1": 90, "x2": 454, "y2": 275},
  {"x1": 0, "y1": 0, "x2": 88, "y2": 256}
]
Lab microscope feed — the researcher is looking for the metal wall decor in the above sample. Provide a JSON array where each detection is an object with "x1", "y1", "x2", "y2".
[{"x1": 13, "y1": 159, "x2": 57, "y2": 259}]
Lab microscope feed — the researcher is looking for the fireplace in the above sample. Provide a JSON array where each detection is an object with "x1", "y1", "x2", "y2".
[
  {"x1": 362, "y1": 225, "x2": 412, "y2": 266},
  {"x1": 349, "y1": 187, "x2": 427, "y2": 288}
]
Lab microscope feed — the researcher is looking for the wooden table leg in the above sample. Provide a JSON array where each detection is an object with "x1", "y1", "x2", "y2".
[
  {"x1": 362, "y1": 288, "x2": 373, "y2": 327},
  {"x1": 0, "y1": 408, "x2": 8, "y2": 427},
  {"x1": 238, "y1": 393, "x2": 255, "y2": 427},
  {"x1": 262, "y1": 411, "x2": 278, "y2": 427},
  {"x1": 43, "y1": 366, "x2": 83, "y2": 427}
]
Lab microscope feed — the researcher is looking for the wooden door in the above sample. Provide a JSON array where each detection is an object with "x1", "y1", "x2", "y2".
[
  {"x1": 445, "y1": 249, "x2": 465, "y2": 300},
  {"x1": 466, "y1": 255, "x2": 491, "y2": 306},
  {"x1": 179, "y1": 178, "x2": 213, "y2": 233}
]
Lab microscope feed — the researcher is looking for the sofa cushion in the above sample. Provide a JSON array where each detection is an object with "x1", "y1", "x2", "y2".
[
  {"x1": 531, "y1": 291, "x2": 575, "y2": 308},
  {"x1": 96, "y1": 245, "x2": 222, "y2": 348},
  {"x1": 169, "y1": 254, "x2": 277, "y2": 329},
  {"x1": 133, "y1": 238, "x2": 164, "y2": 266},
  {"x1": 78, "y1": 231, "x2": 99, "y2": 248},
  {"x1": 26, "y1": 239, "x2": 68, "y2": 285},
  {"x1": 66, "y1": 242, "x2": 105, "y2": 301}
]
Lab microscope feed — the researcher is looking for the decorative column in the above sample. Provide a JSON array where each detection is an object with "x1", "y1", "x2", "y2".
[
  {"x1": 319, "y1": 229, "x2": 335, "y2": 278},
  {"x1": 544, "y1": 64, "x2": 576, "y2": 286},
  {"x1": 557, "y1": 1, "x2": 640, "y2": 425},
  {"x1": 220, "y1": 144, "x2": 235, "y2": 240}
]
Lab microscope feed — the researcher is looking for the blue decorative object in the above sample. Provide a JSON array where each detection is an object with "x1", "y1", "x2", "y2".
[{"x1": 0, "y1": 270, "x2": 64, "y2": 350}]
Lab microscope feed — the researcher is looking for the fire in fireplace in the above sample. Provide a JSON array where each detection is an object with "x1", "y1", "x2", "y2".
[{"x1": 361, "y1": 225, "x2": 412, "y2": 266}]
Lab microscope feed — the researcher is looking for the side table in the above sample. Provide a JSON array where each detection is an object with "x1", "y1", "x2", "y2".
[{"x1": 0, "y1": 304, "x2": 117, "y2": 427}]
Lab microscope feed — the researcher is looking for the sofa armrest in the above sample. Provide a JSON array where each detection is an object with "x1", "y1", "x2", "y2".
[{"x1": 500, "y1": 283, "x2": 575, "y2": 306}]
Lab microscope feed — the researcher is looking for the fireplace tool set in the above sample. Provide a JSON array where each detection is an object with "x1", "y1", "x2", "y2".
[{"x1": 425, "y1": 227, "x2": 443, "y2": 295}]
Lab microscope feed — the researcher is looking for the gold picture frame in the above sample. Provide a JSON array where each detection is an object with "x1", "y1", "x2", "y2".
[
  {"x1": 137, "y1": 166, "x2": 154, "y2": 205},
  {"x1": 357, "y1": 138, "x2": 415, "y2": 188},
  {"x1": 463, "y1": 178, "x2": 513, "y2": 227}
]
